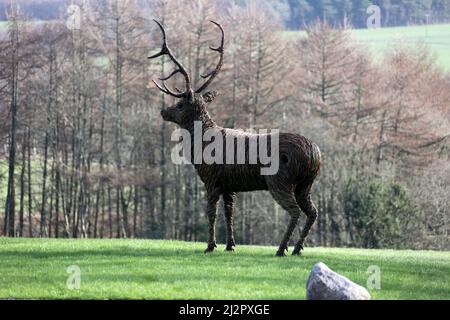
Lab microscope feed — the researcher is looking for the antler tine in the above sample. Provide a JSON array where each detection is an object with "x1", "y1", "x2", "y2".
[
  {"x1": 159, "y1": 69, "x2": 182, "y2": 81},
  {"x1": 209, "y1": 20, "x2": 224, "y2": 52},
  {"x1": 149, "y1": 20, "x2": 192, "y2": 98},
  {"x1": 195, "y1": 20, "x2": 225, "y2": 94},
  {"x1": 148, "y1": 20, "x2": 168, "y2": 59},
  {"x1": 152, "y1": 80, "x2": 186, "y2": 98}
]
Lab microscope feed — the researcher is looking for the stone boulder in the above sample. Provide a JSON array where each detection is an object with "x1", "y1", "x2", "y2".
[{"x1": 306, "y1": 262, "x2": 371, "y2": 300}]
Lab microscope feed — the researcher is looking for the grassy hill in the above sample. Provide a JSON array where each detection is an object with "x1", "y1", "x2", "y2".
[
  {"x1": 286, "y1": 24, "x2": 450, "y2": 71},
  {"x1": 0, "y1": 238, "x2": 448, "y2": 300}
]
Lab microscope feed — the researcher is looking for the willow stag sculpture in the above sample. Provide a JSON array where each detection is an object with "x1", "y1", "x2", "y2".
[{"x1": 149, "y1": 20, "x2": 321, "y2": 256}]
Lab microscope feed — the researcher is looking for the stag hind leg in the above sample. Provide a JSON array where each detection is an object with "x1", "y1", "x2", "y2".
[
  {"x1": 293, "y1": 187, "x2": 318, "y2": 256},
  {"x1": 268, "y1": 183, "x2": 303, "y2": 257},
  {"x1": 204, "y1": 188, "x2": 221, "y2": 254},
  {"x1": 223, "y1": 192, "x2": 237, "y2": 251}
]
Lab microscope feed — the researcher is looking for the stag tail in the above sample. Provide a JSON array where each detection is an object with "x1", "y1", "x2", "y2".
[{"x1": 310, "y1": 143, "x2": 322, "y2": 174}]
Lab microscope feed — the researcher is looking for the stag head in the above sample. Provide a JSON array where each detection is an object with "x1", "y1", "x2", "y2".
[{"x1": 149, "y1": 20, "x2": 224, "y2": 127}]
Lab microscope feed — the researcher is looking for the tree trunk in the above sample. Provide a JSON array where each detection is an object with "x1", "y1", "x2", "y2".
[
  {"x1": 40, "y1": 133, "x2": 49, "y2": 237},
  {"x1": 19, "y1": 133, "x2": 26, "y2": 237}
]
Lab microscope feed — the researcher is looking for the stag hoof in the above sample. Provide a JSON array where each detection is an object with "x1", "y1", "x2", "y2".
[
  {"x1": 225, "y1": 243, "x2": 236, "y2": 252},
  {"x1": 292, "y1": 245, "x2": 304, "y2": 256},
  {"x1": 204, "y1": 243, "x2": 217, "y2": 254},
  {"x1": 276, "y1": 250, "x2": 287, "y2": 257},
  {"x1": 225, "y1": 240, "x2": 236, "y2": 251}
]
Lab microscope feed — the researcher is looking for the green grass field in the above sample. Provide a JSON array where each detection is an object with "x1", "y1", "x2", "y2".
[
  {"x1": 286, "y1": 24, "x2": 450, "y2": 71},
  {"x1": 0, "y1": 238, "x2": 448, "y2": 300}
]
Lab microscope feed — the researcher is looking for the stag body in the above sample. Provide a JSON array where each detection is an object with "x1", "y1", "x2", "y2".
[{"x1": 151, "y1": 20, "x2": 321, "y2": 256}]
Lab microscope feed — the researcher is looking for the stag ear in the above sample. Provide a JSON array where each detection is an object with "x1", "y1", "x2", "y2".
[{"x1": 203, "y1": 91, "x2": 218, "y2": 103}]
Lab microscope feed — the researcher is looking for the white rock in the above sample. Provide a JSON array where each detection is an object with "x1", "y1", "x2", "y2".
[{"x1": 306, "y1": 262, "x2": 371, "y2": 300}]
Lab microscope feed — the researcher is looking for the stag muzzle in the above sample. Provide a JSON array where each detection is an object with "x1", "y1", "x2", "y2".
[{"x1": 161, "y1": 109, "x2": 170, "y2": 121}]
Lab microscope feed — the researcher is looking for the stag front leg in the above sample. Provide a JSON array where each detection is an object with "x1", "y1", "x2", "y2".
[
  {"x1": 223, "y1": 192, "x2": 237, "y2": 251},
  {"x1": 269, "y1": 185, "x2": 302, "y2": 257},
  {"x1": 293, "y1": 192, "x2": 318, "y2": 256},
  {"x1": 204, "y1": 189, "x2": 221, "y2": 253}
]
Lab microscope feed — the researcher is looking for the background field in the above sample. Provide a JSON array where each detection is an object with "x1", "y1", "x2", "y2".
[
  {"x1": 286, "y1": 24, "x2": 450, "y2": 71},
  {"x1": 0, "y1": 238, "x2": 448, "y2": 300}
]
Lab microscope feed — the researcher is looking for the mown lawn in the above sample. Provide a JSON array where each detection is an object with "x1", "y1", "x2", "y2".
[{"x1": 0, "y1": 238, "x2": 448, "y2": 300}]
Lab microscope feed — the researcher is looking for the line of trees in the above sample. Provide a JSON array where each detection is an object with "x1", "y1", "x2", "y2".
[
  {"x1": 2, "y1": 0, "x2": 450, "y2": 29},
  {"x1": 283, "y1": 0, "x2": 450, "y2": 29},
  {"x1": 0, "y1": 0, "x2": 449, "y2": 250}
]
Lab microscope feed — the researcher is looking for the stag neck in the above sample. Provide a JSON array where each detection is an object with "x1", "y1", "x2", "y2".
[
  {"x1": 182, "y1": 110, "x2": 219, "y2": 136},
  {"x1": 200, "y1": 110, "x2": 218, "y2": 130}
]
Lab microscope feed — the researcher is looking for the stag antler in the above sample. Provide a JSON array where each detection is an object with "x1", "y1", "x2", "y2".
[
  {"x1": 149, "y1": 20, "x2": 225, "y2": 98},
  {"x1": 149, "y1": 20, "x2": 192, "y2": 98},
  {"x1": 195, "y1": 21, "x2": 225, "y2": 94}
]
